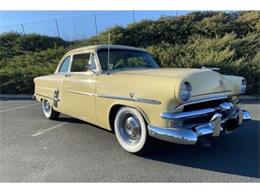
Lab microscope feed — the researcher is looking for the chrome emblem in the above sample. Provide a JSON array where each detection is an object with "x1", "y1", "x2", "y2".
[
  {"x1": 129, "y1": 92, "x2": 135, "y2": 98},
  {"x1": 219, "y1": 79, "x2": 224, "y2": 88}
]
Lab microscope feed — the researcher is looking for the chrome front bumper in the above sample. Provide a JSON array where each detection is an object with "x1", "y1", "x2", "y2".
[{"x1": 148, "y1": 102, "x2": 251, "y2": 145}]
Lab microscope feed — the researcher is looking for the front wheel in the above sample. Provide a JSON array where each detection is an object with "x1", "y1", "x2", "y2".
[
  {"x1": 42, "y1": 99, "x2": 60, "y2": 120},
  {"x1": 114, "y1": 107, "x2": 152, "y2": 154}
]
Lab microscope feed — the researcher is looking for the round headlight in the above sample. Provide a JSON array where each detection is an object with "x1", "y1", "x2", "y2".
[
  {"x1": 240, "y1": 79, "x2": 247, "y2": 94},
  {"x1": 180, "y1": 82, "x2": 192, "y2": 101}
]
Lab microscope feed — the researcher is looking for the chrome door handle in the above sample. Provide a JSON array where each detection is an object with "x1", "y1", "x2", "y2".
[{"x1": 65, "y1": 74, "x2": 71, "y2": 77}]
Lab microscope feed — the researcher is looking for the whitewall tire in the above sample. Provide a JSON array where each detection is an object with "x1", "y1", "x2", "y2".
[
  {"x1": 41, "y1": 99, "x2": 60, "y2": 120},
  {"x1": 114, "y1": 106, "x2": 152, "y2": 154}
]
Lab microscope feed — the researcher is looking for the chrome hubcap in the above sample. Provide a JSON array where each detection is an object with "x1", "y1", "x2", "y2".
[
  {"x1": 43, "y1": 100, "x2": 51, "y2": 113},
  {"x1": 119, "y1": 113, "x2": 141, "y2": 145}
]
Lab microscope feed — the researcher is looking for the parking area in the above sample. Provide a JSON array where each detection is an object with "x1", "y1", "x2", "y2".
[{"x1": 0, "y1": 98, "x2": 259, "y2": 182}]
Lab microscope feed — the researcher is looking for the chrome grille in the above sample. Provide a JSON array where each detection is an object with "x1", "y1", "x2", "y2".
[{"x1": 182, "y1": 98, "x2": 228, "y2": 112}]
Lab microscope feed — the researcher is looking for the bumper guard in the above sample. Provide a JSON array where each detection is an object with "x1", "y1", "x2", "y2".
[{"x1": 148, "y1": 102, "x2": 251, "y2": 145}]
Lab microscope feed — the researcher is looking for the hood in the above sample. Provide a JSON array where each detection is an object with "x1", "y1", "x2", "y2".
[
  {"x1": 114, "y1": 68, "x2": 231, "y2": 98},
  {"x1": 116, "y1": 68, "x2": 203, "y2": 79}
]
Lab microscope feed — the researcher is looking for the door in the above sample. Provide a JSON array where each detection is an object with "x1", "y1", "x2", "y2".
[
  {"x1": 61, "y1": 52, "x2": 97, "y2": 122},
  {"x1": 52, "y1": 55, "x2": 72, "y2": 112}
]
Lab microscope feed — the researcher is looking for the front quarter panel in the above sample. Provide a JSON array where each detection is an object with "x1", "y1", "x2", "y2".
[{"x1": 95, "y1": 73, "x2": 181, "y2": 130}]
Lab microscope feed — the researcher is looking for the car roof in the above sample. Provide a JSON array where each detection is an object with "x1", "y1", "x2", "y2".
[{"x1": 66, "y1": 44, "x2": 146, "y2": 55}]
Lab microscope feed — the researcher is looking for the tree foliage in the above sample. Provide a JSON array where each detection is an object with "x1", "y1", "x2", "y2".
[{"x1": 0, "y1": 11, "x2": 259, "y2": 95}]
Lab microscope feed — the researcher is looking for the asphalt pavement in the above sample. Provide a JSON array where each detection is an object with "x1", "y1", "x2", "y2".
[{"x1": 0, "y1": 98, "x2": 259, "y2": 182}]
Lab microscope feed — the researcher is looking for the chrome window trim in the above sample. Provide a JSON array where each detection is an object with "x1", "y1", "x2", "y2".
[
  {"x1": 69, "y1": 52, "x2": 99, "y2": 73},
  {"x1": 54, "y1": 47, "x2": 158, "y2": 75},
  {"x1": 55, "y1": 50, "x2": 103, "y2": 75},
  {"x1": 56, "y1": 55, "x2": 72, "y2": 74},
  {"x1": 95, "y1": 48, "x2": 159, "y2": 74}
]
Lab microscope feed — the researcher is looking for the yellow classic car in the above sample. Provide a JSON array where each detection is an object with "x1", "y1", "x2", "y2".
[{"x1": 34, "y1": 45, "x2": 251, "y2": 154}]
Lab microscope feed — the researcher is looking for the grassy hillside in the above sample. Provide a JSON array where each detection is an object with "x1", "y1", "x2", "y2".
[{"x1": 0, "y1": 11, "x2": 259, "y2": 95}]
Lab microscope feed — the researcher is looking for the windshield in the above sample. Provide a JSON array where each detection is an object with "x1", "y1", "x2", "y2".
[{"x1": 97, "y1": 48, "x2": 159, "y2": 71}]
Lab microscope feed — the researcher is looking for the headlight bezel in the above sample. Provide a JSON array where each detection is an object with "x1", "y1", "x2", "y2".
[{"x1": 179, "y1": 81, "x2": 192, "y2": 102}]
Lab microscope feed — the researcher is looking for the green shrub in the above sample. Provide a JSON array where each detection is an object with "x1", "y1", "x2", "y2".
[
  {"x1": 0, "y1": 32, "x2": 69, "y2": 64},
  {"x1": 0, "y1": 47, "x2": 68, "y2": 94},
  {"x1": 0, "y1": 11, "x2": 259, "y2": 95}
]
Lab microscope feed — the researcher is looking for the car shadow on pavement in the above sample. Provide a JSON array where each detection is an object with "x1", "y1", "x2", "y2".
[
  {"x1": 57, "y1": 116, "x2": 115, "y2": 134},
  {"x1": 58, "y1": 116, "x2": 86, "y2": 124},
  {"x1": 41, "y1": 113, "x2": 260, "y2": 179},
  {"x1": 142, "y1": 119, "x2": 260, "y2": 179}
]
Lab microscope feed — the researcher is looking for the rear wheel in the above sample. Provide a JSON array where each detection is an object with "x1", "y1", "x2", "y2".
[
  {"x1": 114, "y1": 106, "x2": 152, "y2": 154},
  {"x1": 42, "y1": 99, "x2": 60, "y2": 120}
]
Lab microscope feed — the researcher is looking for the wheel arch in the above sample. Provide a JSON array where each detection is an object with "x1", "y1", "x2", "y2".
[{"x1": 108, "y1": 103, "x2": 150, "y2": 132}]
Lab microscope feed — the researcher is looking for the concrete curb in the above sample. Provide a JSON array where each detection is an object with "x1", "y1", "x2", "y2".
[{"x1": 0, "y1": 94, "x2": 34, "y2": 100}]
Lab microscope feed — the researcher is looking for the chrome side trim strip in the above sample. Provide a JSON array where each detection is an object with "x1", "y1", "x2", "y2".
[
  {"x1": 97, "y1": 95, "x2": 161, "y2": 105},
  {"x1": 175, "y1": 95, "x2": 228, "y2": 111},
  {"x1": 36, "y1": 93, "x2": 59, "y2": 101},
  {"x1": 38, "y1": 92, "x2": 161, "y2": 105},
  {"x1": 67, "y1": 89, "x2": 95, "y2": 96},
  {"x1": 135, "y1": 98, "x2": 161, "y2": 105},
  {"x1": 98, "y1": 95, "x2": 133, "y2": 101}
]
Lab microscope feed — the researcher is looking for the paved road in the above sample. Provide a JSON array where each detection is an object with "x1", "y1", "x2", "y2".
[{"x1": 0, "y1": 99, "x2": 259, "y2": 182}]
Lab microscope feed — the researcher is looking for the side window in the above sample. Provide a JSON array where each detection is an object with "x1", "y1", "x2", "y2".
[
  {"x1": 71, "y1": 53, "x2": 94, "y2": 72},
  {"x1": 127, "y1": 57, "x2": 146, "y2": 67},
  {"x1": 58, "y1": 56, "x2": 71, "y2": 73}
]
